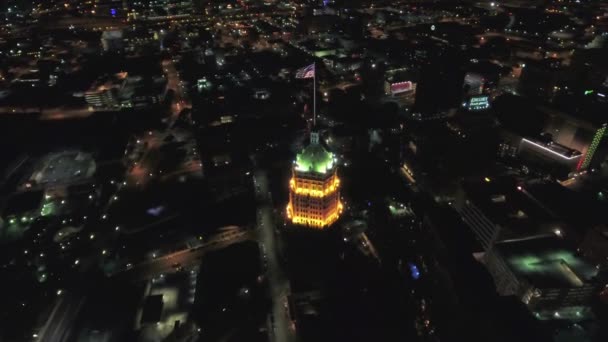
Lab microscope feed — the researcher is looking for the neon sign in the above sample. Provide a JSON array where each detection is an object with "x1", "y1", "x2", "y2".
[
  {"x1": 468, "y1": 96, "x2": 490, "y2": 111},
  {"x1": 390, "y1": 81, "x2": 412, "y2": 94}
]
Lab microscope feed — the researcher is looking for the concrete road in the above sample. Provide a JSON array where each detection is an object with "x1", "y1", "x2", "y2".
[{"x1": 254, "y1": 170, "x2": 295, "y2": 342}]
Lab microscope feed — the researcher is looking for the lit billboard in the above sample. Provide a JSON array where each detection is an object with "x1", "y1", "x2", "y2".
[
  {"x1": 389, "y1": 81, "x2": 413, "y2": 95},
  {"x1": 468, "y1": 95, "x2": 490, "y2": 111}
]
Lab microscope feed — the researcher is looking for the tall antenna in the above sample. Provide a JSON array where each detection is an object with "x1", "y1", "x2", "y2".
[{"x1": 313, "y1": 62, "x2": 316, "y2": 127}]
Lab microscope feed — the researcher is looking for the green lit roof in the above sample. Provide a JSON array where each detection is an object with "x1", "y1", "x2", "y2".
[
  {"x1": 497, "y1": 236, "x2": 598, "y2": 288},
  {"x1": 295, "y1": 143, "x2": 335, "y2": 174}
]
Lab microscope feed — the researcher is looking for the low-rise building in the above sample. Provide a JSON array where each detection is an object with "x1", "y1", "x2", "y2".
[{"x1": 485, "y1": 235, "x2": 600, "y2": 320}]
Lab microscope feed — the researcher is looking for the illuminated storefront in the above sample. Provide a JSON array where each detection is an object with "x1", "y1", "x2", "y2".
[{"x1": 287, "y1": 133, "x2": 343, "y2": 228}]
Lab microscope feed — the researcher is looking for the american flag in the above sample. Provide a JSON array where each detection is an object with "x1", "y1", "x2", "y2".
[{"x1": 295, "y1": 64, "x2": 315, "y2": 79}]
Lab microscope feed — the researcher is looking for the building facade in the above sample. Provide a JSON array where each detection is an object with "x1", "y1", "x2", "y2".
[
  {"x1": 287, "y1": 133, "x2": 342, "y2": 228},
  {"x1": 84, "y1": 87, "x2": 119, "y2": 109}
]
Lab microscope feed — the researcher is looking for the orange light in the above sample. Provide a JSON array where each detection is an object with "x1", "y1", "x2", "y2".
[
  {"x1": 289, "y1": 177, "x2": 340, "y2": 198},
  {"x1": 288, "y1": 201, "x2": 343, "y2": 228},
  {"x1": 286, "y1": 203, "x2": 293, "y2": 219}
]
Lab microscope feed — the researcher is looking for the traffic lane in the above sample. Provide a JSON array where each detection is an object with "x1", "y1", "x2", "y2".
[
  {"x1": 259, "y1": 205, "x2": 292, "y2": 342},
  {"x1": 254, "y1": 170, "x2": 294, "y2": 342}
]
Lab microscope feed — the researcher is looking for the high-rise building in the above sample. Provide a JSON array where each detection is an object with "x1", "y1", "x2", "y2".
[
  {"x1": 287, "y1": 132, "x2": 342, "y2": 229},
  {"x1": 413, "y1": 48, "x2": 466, "y2": 119}
]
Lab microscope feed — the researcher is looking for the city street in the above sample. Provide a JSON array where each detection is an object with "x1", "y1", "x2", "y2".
[
  {"x1": 162, "y1": 58, "x2": 191, "y2": 124},
  {"x1": 254, "y1": 170, "x2": 295, "y2": 342},
  {"x1": 113, "y1": 228, "x2": 254, "y2": 281},
  {"x1": 2, "y1": 2, "x2": 607, "y2": 342}
]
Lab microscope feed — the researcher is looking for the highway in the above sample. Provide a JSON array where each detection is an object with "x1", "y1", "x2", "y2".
[{"x1": 254, "y1": 170, "x2": 295, "y2": 342}]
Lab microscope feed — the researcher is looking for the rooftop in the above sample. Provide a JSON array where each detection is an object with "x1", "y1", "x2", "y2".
[
  {"x1": 521, "y1": 138, "x2": 582, "y2": 160},
  {"x1": 463, "y1": 177, "x2": 557, "y2": 239},
  {"x1": 141, "y1": 295, "x2": 163, "y2": 324},
  {"x1": 496, "y1": 236, "x2": 598, "y2": 289},
  {"x1": 295, "y1": 143, "x2": 335, "y2": 174},
  {"x1": 29, "y1": 151, "x2": 96, "y2": 186}
]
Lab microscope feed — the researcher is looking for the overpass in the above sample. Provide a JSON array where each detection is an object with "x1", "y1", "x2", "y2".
[{"x1": 111, "y1": 227, "x2": 256, "y2": 281}]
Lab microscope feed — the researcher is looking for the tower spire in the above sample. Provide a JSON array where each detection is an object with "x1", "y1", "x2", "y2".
[{"x1": 313, "y1": 62, "x2": 316, "y2": 127}]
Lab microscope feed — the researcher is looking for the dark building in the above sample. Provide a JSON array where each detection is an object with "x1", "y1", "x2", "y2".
[
  {"x1": 518, "y1": 59, "x2": 564, "y2": 100},
  {"x1": 413, "y1": 48, "x2": 466, "y2": 119}
]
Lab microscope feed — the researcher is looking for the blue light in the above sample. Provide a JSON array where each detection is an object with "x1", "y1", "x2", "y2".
[
  {"x1": 146, "y1": 206, "x2": 165, "y2": 217},
  {"x1": 110, "y1": 8, "x2": 117, "y2": 17},
  {"x1": 408, "y1": 262, "x2": 420, "y2": 280}
]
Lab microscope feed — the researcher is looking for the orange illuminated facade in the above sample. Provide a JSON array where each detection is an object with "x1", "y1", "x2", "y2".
[{"x1": 287, "y1": 133, "x2": 342, "y2": 229}]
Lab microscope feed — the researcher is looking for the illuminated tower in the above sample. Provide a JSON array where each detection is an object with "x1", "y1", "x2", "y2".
[
  {"x1": 287, "y1": 132, "x2": 343, "y2": 229},
  {"x1": 578, "y1": 123, "x2": 607, "y2": 170}
]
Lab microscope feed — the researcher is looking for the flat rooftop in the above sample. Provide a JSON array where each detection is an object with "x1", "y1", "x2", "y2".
[
  {"x1": 463, "y1": 177, "x2": 557, "y2": 238},
  {"x1": 521, "y1": 138, "x2": 582, "y2": 159},
  {"x1": 30, "y1": 151, "x2": 95, "y2": 186},
  {"x1": 496, "y1": 236, "x2": 598, "y2": 289},
  {"x1": 141, "y1": 295, "x2": 163, "y2": 324}
]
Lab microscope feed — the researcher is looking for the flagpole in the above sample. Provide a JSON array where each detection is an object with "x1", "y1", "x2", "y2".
[{"x1": 313, "y1": 62, "x2": 316, "y2": 127}]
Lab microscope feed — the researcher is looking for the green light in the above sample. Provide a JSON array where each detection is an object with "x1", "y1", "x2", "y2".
[
  {"x1": 468, "y1": 96, "x2": 490, "y2": 111},
  {"x1": 580, "y1": 124, "x2": 607, "y2": 170},
  {"x1": 40, "y1": 202, "x2": 55, "y2": 216},
  {"x1": 295, "y1": 144, "x2": 335, "y2": 174},
  {"x1": 584, "y1": 90, "x2": 594, "y2": 95},
  {"x1": 9, "y1": 218, "x2": 16, "y2": 225}
]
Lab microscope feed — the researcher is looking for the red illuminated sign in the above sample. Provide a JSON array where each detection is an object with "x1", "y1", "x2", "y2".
[{"x1": 390, "y1": 81, "x2": 412, "y2": 94}]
